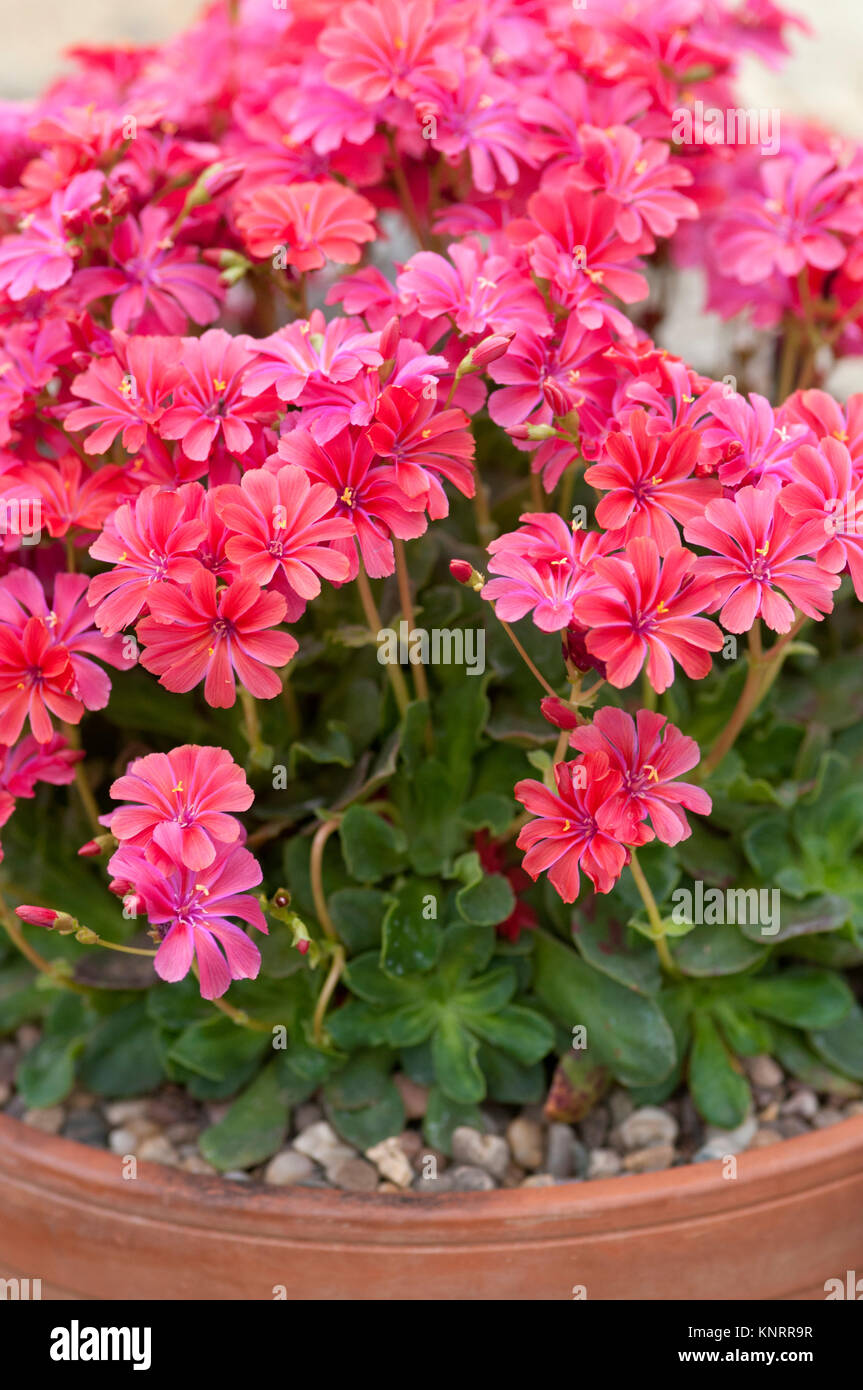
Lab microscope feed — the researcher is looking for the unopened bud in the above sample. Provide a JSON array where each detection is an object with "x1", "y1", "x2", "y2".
[
  {"x1": 542, "y1": 379, "x2": 571, "y2": 417},
  {"x1": 449, "y1": 559, "x2": 485, "y2": 592},
  {"x1": 78, "y1": 834, "x2": 116, "y2": 858},
  {"x1": 15, "y1": 905, "x2": 78, "y2": 933},
  {"x1": 540, "y1": 695, "x2": 580, "y2": 730}
]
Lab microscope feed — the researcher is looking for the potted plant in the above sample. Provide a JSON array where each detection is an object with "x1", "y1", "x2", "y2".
[{"x1": 1, "y1": 0, "x2": 862, "y2": 1302}]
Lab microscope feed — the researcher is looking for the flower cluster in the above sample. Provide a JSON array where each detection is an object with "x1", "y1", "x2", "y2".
[
  {"x1": 104, "y1": 745, "x2": 266, "y2": 999},
  {"x1": 0, "y1": 0, "x2": 861, "y2": 966}
]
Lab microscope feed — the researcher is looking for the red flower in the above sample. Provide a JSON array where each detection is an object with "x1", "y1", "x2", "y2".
[
  {"x1": 137, "y1": 569, "x2": 297, "y2": 707},
  {"x1": 88, "y1": 485, "x2": 207, "y2": 635},
  {"x1": 274, "y1": 427, "x2": 427, "y2": 578},
  {"x1": 780, "y1": 438, "x2": 863, "y2": 600},
  {"x1": 236, "y1": 181, "x2": 376, "y2": 271},
  {"x1": 570, "y1": 708, "x2": 712, "y2": 847},
  {"x1": 214, "y1": 464, "x2": 353, "y2": 619},
  {"x1": 573, "y1": 537, "x2": 723, "y2": 692},
  {"x1": 10, "y1": 453, "x2": 136, "y2": 539},
  {"x1": 366, "y1": 384, "x2": 475, "y2": 518},
  {"x1": 684, "y1": 483, "x2": 840, "y2": 633},
  {"x1": 514, "y1": 751, "x2": 635, "y2": 904},
  {"x1": 584, "y1": 410, "x2": 720, "y2": 552},
  {"x1": 0, "y1": 617, "x2": 81, "y2": 744}
]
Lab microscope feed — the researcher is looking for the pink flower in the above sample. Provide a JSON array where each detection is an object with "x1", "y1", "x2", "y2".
[
  {"x1": 137, "y1": 569, "x2": 297, "y2": 707},
  {"x1": 698, "y1": 391, "x2": 807, "y2": 487},
  {"x1": 106, "y1": 744, "x2": 253, "y2": 873},
  {"x1": 0, "y1": 171, "x2": 103, "y2": 300},
  {"x1": 684, "y1": 483, "x2": 840, "y2": 633},
  {"x1": 66, "y1": 333, "x2": 183, "y2": 455},
  {"x1": 109, "y1": 842, "x2": 267, "y2": 1000},
  {"x1": 508, "y1": 183, "x2": 651, "y2": 309},
  {"x1": 570, "y1": 707, "x2": 711, "y2": 846},
  {"x1": 320, "y1": 0, "x2": 469, "y2": 105},
  {"x1": 570, "y1": 125, "x2": 697, "y2": 244},
  {"x1": 0, "y1": 567, "x2": 134, "y2": 712},
  {"x1": 482, "y1": 513, "x2": 615, "y2": 632},
  {"x1": 88, "y1": 485, "x2": 207, "y2": 635},
  {"x1": 240, "y1": 310, "x2": 382, "y2": 404},
  {"x1": 274, "y1": 427, "x2": 427, "y2": 578},
  {"x1": 10, "y1": 453, "x2": 135, "y2": 539},
  {"x1": 214, "y1": 464, "x2": 353, "y2": 619},
  {"x1": 573, "y1": 538, "x2": 723, "y2": 692},
  {"x1": 397, "y1": 239, "x2": 549, "y2": 339},
  {"x1": 0, "y1": 732, "x2": 80, "y2": 827},
  {"x1": 236, "y1": 181, "x2": 376, "y2": 271},
  {"x1": 158, "y1": 330, "x2": 263, "y2": 462},
  {"x1": 584, "y1": 411, "x2": 719, "y2": 552},
  {"x1": 514, "y1": 751, "x2": 634, "y2": 903},
  {"x1": 73, "y1": 206, "x2": 223, "y2": 334},
  {"x1": 0, "y1": 617, "x2": 80, "y2": 744},
  {"x1": 780, "y1": 437, "x2": 863, "y2": 599},
  {"x1": 366, "y1": 385, "x2": 475, "y2": 517},
  {"x1": 413, "y1": 53, "x2": 529, "y2": 194},
  {"x1": 487, "y1": 319, "x2": 614, "y2": 439},
  {"x1": 714, "y1": 154, "x2": 863, "y2": 286}
]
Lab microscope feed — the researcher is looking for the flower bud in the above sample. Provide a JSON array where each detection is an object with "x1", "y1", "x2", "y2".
[
  {"x1": 540, "y1": 695, "x2": 580, "y2": 731},
  {"x1": 78, "y1": 833, "x2": 117, "y2": 858},
  {"x1": 449, "y1": 559, "x2": 485, "y2": 592},
  {"x1": 15, "y1": 905, "x2": 77, "y2": 932},
  {"x1": 542, "y1": 378, "x2": 571, "y2": 417},
  {"x1": 470, "y1": 331, "x2": 514, "y2": 369},
  {"x1": 562, "y1": 623, "x2": 606, "y2": 677}
]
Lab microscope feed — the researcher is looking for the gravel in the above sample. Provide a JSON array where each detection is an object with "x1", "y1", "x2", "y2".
[{"x1": 3, "y1": 1025, "x2": 862, "y2": 1193}]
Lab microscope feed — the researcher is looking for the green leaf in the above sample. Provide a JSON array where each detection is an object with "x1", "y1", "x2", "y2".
[
  {"x1": 458, "y1": 793, "x2": 516, "y2": 836},
  {"x1": 572, "y1": 909, "x2": 661, "y2": 994},
  {"x1": 329, "y1": 888, "x2": 387, "y2": 953},
  {"x1": 167, "y1": 1016, "x2": 269, "y2": 1089},
  {"x1": 456, "y1": 872, "x2": 515, "y2": 926},
  {"x1": 478, "y1": 1046, "x2": 545, "y2": 1104},
  {"x1": 672, "y1": 923, "x2": 767, "y2": 977},
  {"x1": 79, "y1": 1000, "x2": 165, "y2": 1098},
  {"x1": 423, "y1": 1086, "x2": 484, "y2": 1155},
  {"x1": 740, "y1": 969, "x2": 854, "y2": 1030},
  {"x1": 432, "y1": 1013, "x2": 485, "y2": 1103},
  {"x1": 339, "y1": 805, "x2": 407, "y2": 882},
  {"x1": 464, "y1": 1004, "x2": 554, "y2": 1065},
  {"x1": 16, "y1": 994, "x2": 91, "y2": 1109},
  {"x1": 324, "y1": 1050, "x2": 405, "y2": 1148},
  {"x1": 532, "y1": 932, "x2": 676, "y2": 1089},
  {"x1": 771, "y1": 1022, "x2": 862, "y2": 1097},
  {"x1": 809, "y1": 1003, "x2": 863, "y2": 1081},
  {"x1": 380, "y1": 879, "x2": 442, "y2": 977},
  {"x1": 711, "y1": 1001, "x2": 772, "y2": 1057},
  {"x1": 199, "y1": 1063, "x2": 289, "y2": 1171},
  {"x1": 738, "y1": 893, "x2": 850, "y2": 944},
  {"x1": 689, "y1": 1012, "x2": 751, "y2": 1129}
]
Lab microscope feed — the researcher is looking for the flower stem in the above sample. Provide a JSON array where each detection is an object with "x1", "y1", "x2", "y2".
[
  {"x1": 628, "y1": 849, "x2": 678, "y2": 978},
  {"x1": 62, "y1": 723, "x2": 101, "y2": 836},
  {"x1": 393, "y1": 539, "x2": 430, "y2": 707},
  {"x1": 312, "y1": 944, "x2": 345, "y2": 1045},
  {"x1": 496, "y1": 616, "x2": 559, "y2": 698},
  {"x1": 355, "y1": 562, "x2": 411, "y2": 716},
  {"x1": 386, "y1": 130, "x2": 427, "y2": 250},
  {"x1": 309, "y1": 818, "x2": 341, "y2": 943}
]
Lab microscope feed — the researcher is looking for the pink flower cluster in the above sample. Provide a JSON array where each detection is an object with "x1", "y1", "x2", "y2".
[
  {"x1": 0, "y1": 0, "x2": 861, "y2": 933},
  {"x1": 104, "y1": 744, "x2": 267, "y2": 999}
]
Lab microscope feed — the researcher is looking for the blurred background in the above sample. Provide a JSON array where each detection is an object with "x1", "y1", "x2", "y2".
[{"x1": 0, "y1": 0, "x2": 860, "y2": 133}]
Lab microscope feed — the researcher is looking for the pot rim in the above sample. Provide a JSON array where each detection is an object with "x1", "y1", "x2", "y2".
[{"x1": 1, "y1": 1110, "x2": 861, "y2": 1243}]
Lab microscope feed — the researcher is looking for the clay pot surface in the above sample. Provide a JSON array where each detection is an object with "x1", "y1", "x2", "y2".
[{"x1": 1, "y1": 1111, "x2": 861, "y2": 1300}]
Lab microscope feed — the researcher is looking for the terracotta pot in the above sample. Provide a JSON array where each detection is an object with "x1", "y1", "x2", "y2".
[{"x1": 1, "y1": 1111, "x2": 861, "y2": 1300}]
